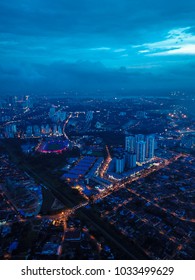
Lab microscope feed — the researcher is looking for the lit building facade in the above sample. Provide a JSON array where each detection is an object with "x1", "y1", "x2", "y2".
[
  {"x1": 136, "y1": 141, "x2": 146, "y2": 163},
  {"x1": 116, "y1": 156, "x2": 125, "y2": 174}
]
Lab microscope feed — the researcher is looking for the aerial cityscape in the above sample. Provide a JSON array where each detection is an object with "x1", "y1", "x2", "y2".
[
  {"x1": 0, "y1": 0, "x2": 195, "y2": 260},
  {"x1": 0, "y1": 94, "x2": 194, "y2": 260}
]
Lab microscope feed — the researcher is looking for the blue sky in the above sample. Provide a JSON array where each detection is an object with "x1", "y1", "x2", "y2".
[{"x1": 0, "y1": 0, "x2": 195, "y2": 95}]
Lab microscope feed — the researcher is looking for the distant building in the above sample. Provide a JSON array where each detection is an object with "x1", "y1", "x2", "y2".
[
  {"x1": 41, "y1": 125, "x2": 46, "y2": 134},
  {"x1": 23, "y1": 95, "x2": 33, "y2": 109},
  {"x1": 53, "y1": 125, "x2": 58, "y2": 135},
  {"x1": 51, "y1": 114, "x2": 59, "y2": 123},
  {"x1": 49, "y1": 107, "x2": 56, "y2": 118},
  {"x1": 136, "y1": 141, "x2": 146, "y2": 163},
  {"x1": 136, "y1": 111, "x2": 147, "y2": 119},
  {"x1": 45, "y1": 124, "x2": 51, "y2": 134},
  {"x1": 116, "y1": 156, "x2": 125, "y2": 173},
  {"x1": 119, "y1": 112, "x2": 126, "y2": 116},
  {"x1": 59, "y1": 111, "x2": 66, "y2": 122},
  {"x1": 33, "y1": 125, "x2": 41, "y2": 137},
  {"x1": 5, "y1": 124, "x2": 17, "y2": 138},
  {"x1": 135, "y1": 134, "x2": 145, "y2": 142},
  {"x1": 180, "y1": 135, "x2": 195, "y2": 150},
  {"x1": 57, "y1": 125, "x2": 63, "y2": 136},
  {"x1": 26, "y1": 125, "x2": 33, "y2": 137},
  {"x1": 95, "y1": 122, "x2": 103, "y2": 129},
  {"x1": 86, "y1": 111, "x2": 94, "y2": 122}
]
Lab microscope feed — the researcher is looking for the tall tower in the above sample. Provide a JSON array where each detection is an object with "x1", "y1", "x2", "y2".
[
  {"x1": 126, "y1": 152, "x2": 137, "y2": 169},
  {"x1": 116, "y1": 156, "x2": 125, "y2": 174},
  {"x1": 86, "y1": 111, "x2": 94, "y2": 122},
  {"x1": 125, "y1": 136, "x2": 136, "y2": 153},
  {"x1": 60, "y1": 111, "x2": 67, "y2": 122},
  {"x1": 136, "y1": 141, "x2": 146, "y2": 163},
  {"x1": 135, "y1": 134, "x2": 145, "y2": 143},
  {"x1": 26, "y1": 126, "x2": 33, "y2": 137},
  {"x1": 49, "y1": 107, "x2": 56, "y2": 118},
  {"x1": 5, "y1": 124, "x2": 17, "y2": 138},
  {"x1": 146, "y1": 135, "x2": 155, "y2": 159}
]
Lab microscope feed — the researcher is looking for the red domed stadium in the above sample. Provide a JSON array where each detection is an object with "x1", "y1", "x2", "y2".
[{"x1": 36, "y1": 139, "x2": 70, "y2": 154}]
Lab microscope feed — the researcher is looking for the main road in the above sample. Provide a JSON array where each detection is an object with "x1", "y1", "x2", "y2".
[{"x1": 21, "y1": 164, "x2": 146, "y2": 259}]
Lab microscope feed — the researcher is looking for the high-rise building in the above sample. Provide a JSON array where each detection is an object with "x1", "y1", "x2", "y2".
[
  {"x1": 45, "y1": 124, "x2": 51, "y2": 134},
  {"x1": 126, "y1": 152, "x2": 137, "y2": 169},
  {"x1": 49, "y1": 107, "x2": 56, "y2": 118},
  {"x1": 125, "y1": 136, "x2": 136, "y2": 153},
  {"x1": 135, "y1": 134, "x2": 145, "y2": 142},
  {"x1": 136, "y1": 111, "x2": 147, "y2": 119},
  {"x1": 146, "y1": 135, "x2": 155, "y2": 159},
  {"x1": 59, "y1": 111, "x2": 66, "y2": 122},
  {"x1": 51, "y1": 115, "x2": 59, "y2": 123},
  {"x1": 136, "y1": 141, "x2": 146, "y2": 163},
  {"x1": 23, "y1": 95, "x2": 33, "y2": 109},
  {"x1": 53, "y1": 125, "x2": 58, "y2": 135},
  {"x1": 26, "y1": 126, "x2": 33, "y2": 137},
  {"x1": 41, "y1": 125, "x2": 45, "y2": 134},
  {"x1": 125, "y1": 134, "x2": 155, "y2": 164},
  {"x1": 86, "y1": 111, "x2": 94, "y2": 122},
  {"x1": 116, "y1": 156, "x2": 125, "y2": 174},
  {"x1": 33, "y1": 125, "x2": 41, "y2": 137},
  {"x1": 57, "y1": 125, "x2": 63, "y2": 136},
  {"x1": 5, "y1": 124, "x2": 17, "y2": 138}
]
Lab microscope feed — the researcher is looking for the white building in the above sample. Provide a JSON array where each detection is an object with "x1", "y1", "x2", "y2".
[
  {"x1": 136, "y1": 141, "x2": 146, "y2": 163},
  {"x1": 125, "y1": 136, "x2": 136, "y2": 153},
  {"x1": 146, "y1": 135, "x2": 155, "y2": 159},
  {"x1": 135, "y1": 134, "x2": 145, "y2": 142},
  {"x1": 126, "y1": 152, "x2": 137, "y2": 169},
  {"x1": 116, "y1": 156, "x2": 125, "y2": 174}
]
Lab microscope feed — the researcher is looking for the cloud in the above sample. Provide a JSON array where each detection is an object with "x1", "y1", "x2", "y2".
[
  {"x1": 113, "y1": 48, "x2": 126, "y2": 52},
  {"x1": 89, "y1": 47, "x2": 111, "y2": 51},
  {"x1": 138, "y1": 50, "x2": 150, "y2": 54},
  {"x1": 151, "y1": 44, "x2": 195, "y2": 56},
  {"x1": 0, "y1": 60, "x2": 195, "y2": 95},
  {"x1": 135, "y1": 27, "x2": 195, "y2": 56}
]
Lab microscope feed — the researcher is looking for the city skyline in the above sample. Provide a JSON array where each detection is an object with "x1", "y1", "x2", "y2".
[
  {"x1": 0, "y1": 0, "x2": 194, "y2": 262},
  {"x1": 0, "y1": 95, "x2": 194, "y2": 260}
]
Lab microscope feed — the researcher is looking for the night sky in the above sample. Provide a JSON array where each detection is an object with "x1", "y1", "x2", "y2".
[{"x1": 0, "y1": 0, "x2": 195, "y2": 95}]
